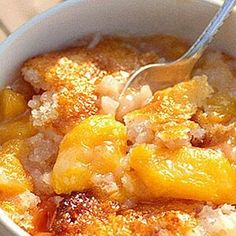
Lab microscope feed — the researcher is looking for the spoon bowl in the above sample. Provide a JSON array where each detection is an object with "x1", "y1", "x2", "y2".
[
  {"x1": 120, "y1": 0, "x2": 236, "y2": 97},
  {"x1": 120, "y1": 58, "x2": 196, "y2": 94}
]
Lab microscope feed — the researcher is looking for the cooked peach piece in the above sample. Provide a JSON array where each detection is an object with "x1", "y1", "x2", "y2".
[
  {"x1": 0, "y1": 116, "x2": 37, "y2": 144},
  {"x1": 0, "y1": 191, "x2": 40, "y2": 232},
  {"x1": 0, "y1": 139, "x2": 32, "y2": 197},
  {"x1": 125, "y1": 76, "x2": 213, "y2": 124},
  {"x1": 52, "y1": 115, "x2": 127, "y2": 194},
  {"x1": 129, "y1": 144, "x2": 236, "y2": 204},
  {"x1": 195, "y1": 92, "x2": 236, "y2": 125},
  {"x1": 0, "y1": 89, "x2": 27, "y2": 121}
]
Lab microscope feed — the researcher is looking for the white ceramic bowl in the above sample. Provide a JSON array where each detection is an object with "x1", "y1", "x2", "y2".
[{"x1": 0, "y1": 0, "x2": 236, "y2": 235}]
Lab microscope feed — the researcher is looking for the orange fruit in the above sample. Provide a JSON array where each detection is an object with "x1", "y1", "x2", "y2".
[
  {"x1": 52, "y1": 115, "x2": 127, "y2": 194},
  {"x1": 0, "y1": 89, "x2": 27, "y2": 121},
  {"x1": 130, "y1": 144, "x2": 236, "y2": 204},
  {"x1": 0, "y1": 139, "x2": 32, "y2": 197}
]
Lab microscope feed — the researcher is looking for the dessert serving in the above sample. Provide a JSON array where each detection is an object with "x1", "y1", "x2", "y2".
[{"x1": 0, "y1": 34, "x2": 236, "y2": 235}]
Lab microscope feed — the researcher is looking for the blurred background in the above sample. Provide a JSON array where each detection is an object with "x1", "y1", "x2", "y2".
[{"x1": 0, "y1": 0, "x2": 63, "y2": 43}]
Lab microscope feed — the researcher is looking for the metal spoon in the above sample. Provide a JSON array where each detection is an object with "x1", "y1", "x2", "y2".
[{"x1": 120, "y1": 0, "x2": 236, "y2": 97}]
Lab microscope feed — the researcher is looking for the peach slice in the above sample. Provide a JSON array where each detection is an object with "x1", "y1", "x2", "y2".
[
  {"x1": 0, "y1": 139, "x2": 32, "y2": 197},
  {"x1": 0, "y1": 116, "x2": 37, "y2": 145},
  {"x1": 130, "y1": 144, "x2": 236, "y2": 204},
  {"x1": 52, "y1": 115, "x2": 127, "y2": 194},
  {"x1": 125, "y1": 76, "x2": 213, "y2": 124},
  {"x1": 0, "y1": 89, "x2": 27, "y2": 121}
]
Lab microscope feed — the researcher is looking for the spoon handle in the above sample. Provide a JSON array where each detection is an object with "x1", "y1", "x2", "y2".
[{"x1": 182, "y1": 0, "x2": 236, "y2": 61}]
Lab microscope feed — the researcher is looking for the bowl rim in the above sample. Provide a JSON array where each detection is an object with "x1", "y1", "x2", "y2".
[
  {"x1": 0, "y1": 0, "x2": 224, "y2": 54},
  {"x1": 0, "y1": 0, "x2": 228, "y2": 235}
]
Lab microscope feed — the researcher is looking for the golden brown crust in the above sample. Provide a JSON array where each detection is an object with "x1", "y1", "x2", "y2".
[
  {"x1": 22, "y1": 36, "x2": 161, "y2": 132},
  {"x1": 22, "y1": 36, "x2": 160, "y2": 89},
  {"x1": 51, "y1": 192, "x2": 201, "y2": 236}
]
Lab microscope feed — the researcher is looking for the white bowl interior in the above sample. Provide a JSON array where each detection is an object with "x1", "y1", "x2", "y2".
[{"x1": 0, "y1": 0, "x2": 236, "y2": 235}]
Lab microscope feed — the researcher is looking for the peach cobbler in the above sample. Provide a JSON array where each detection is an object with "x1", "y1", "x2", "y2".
[{"x1": 1, "y1": 34, "x2": 236, "y2": 235}]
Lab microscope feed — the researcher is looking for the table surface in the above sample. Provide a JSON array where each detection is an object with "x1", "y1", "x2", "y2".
[{"x1": 0, "y1": 0, "x2": 62, "y2": 43}]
